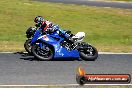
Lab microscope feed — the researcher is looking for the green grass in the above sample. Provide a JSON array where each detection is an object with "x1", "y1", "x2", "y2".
[{"x1": 0, "y1": 0, "x2": 132, "y2": 52}]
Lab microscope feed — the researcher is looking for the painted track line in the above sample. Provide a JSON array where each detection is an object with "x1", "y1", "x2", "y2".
[
  {"x1": 99, "y1": 52, "x2": 132, "y2": 54},
  {"x1": 0, "y1": 52, "x2": 132, "y2": 54},
  {"x1": 88, "y1": 0, "x2": 132, "y2": 4},
  {"x1": 0, "y1": 84, "x2": 132, "y2": 86}
]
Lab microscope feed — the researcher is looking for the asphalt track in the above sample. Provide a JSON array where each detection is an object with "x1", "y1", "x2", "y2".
[
  {"x1": 33, "y1": 0, "x2": 132, "y2": 9},
  {"x1": 0, "y1": 53, "x2": 132, "y2": 85}
]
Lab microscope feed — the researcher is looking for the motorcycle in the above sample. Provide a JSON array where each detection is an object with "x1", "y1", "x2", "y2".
[
  {"x1": 24, "y1": 27, "x2": 37, "y2": 54},
  {"x1": 30, "y1": 25, "x2": 98, "y2": 61}
]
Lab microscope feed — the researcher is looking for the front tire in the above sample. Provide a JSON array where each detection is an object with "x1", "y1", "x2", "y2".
[
  {"x1": 79, "y1": 44, "x2": 98, "y2": 61},
  {"x1": 31, "y1": 43, "x2": 53, "y2": 61}
]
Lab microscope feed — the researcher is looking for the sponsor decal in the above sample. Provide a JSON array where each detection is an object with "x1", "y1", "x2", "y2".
[
  {"x1": 38, "y1": 35, "x2": 49, "y2": 41},
  {"x1": 76, "y1": 67, "x2": 131, "y2": 85}
]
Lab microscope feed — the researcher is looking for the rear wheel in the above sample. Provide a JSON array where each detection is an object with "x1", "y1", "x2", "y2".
[
  {"x1": 79, "y1": 43, "x2": 98, "y2": 61},
  {"x1": 31, "y1": 43, "x2": 53, "y2": 60},
  {"x1": 24, "y1": 39, "x2": 32, "y2": 55}
]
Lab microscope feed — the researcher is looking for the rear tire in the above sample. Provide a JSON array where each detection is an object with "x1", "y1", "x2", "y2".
[
  {"x1": 31, "y1": 43, "x2": 53, "y2": 61},
  {"x1": 79, "y1": 45, "x2": 98, "y2": 61},
  {"x1": 24, "y1": 39, "x2": 32, "y2": 55}
]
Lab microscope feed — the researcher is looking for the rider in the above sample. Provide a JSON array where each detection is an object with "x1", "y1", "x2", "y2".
[
  {"x1": 34, "y1": 16, "x2": 54, "y2": 33},
  {"x1": 34, "y1": 16, "x2": 74, "y2": 42}
]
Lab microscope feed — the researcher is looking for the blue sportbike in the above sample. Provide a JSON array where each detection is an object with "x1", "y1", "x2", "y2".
[{"x1": 30, "y1": 25, "x2": 98, "y2": 61}]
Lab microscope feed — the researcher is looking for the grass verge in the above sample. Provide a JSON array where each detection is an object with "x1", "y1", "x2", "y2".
[{"x1": 0, "y1": 0, "x2": 132, "y2": 52}]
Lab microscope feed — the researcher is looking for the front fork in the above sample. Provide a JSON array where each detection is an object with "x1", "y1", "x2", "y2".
[
  {"x1": 77, "y1": 42, "x2": 92, "y2": 51},
  {"x1": 36, "y1": 43, "x2": 46, "y2": 50}
]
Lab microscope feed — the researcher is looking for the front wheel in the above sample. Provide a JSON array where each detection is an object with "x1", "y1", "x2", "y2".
[
  {"x1": 79, "y1": 44, "x2": 98, "y2": 61},
  {"x1": 31, "y1": 43, "x2": 53, "y2": 60}
]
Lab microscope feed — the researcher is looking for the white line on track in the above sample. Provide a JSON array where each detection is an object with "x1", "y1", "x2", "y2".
[
  {"x1": 0, "y1": 52, "x2": 132, "y2": 54},
  {"x1": 88, "y1": 0, "x2": 132, "y2": 4},
  {"x1": 99, "y1": 52, "x2": 132, "y2": 54},
  {"x1": 0, "y1": 84, "x2": 132, "y2": 86}
]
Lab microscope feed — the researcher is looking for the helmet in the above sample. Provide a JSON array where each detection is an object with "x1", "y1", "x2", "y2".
[
  {"x1": 34, "y1": 16, "x2": 44, "y2": 23},
  {"x1": 34, "y1": 16, "x2": 44, "y2": 27}
]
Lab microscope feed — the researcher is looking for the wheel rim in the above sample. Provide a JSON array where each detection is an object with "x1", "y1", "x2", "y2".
[
  {"x1": 25, "y1": 40, "x2": 31, "y2": 53},
  {"x1": 81, "y1": 46, "x2": 95, "y2": 56},
  {"x1": 34, "y1": 44, "x2": 53, "y2": 58},
  {"x1": 27, "y1": 43, "x2": 31, "y2": 51}
]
